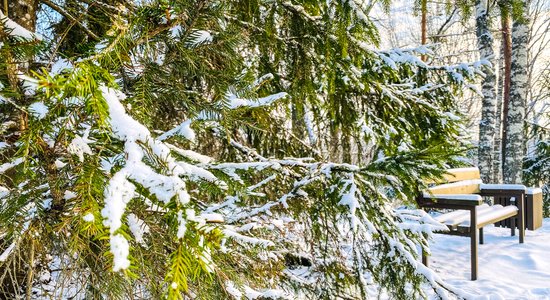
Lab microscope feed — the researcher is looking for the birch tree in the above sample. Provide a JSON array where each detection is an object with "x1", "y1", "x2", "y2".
[
  {"x1": 493, "y1": 35, "x2": 505, "y2": 183},
  {"x1": 475, "y1": 0, "x2": 497, "y2": 183},
  {"x1": 526, "y1": 0, "x2": 550, "y2": 131},
  {"x1": 504, "y1": 0, "x2": 530, "y2": 184}
]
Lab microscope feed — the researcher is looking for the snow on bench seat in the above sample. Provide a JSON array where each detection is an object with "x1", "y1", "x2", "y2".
[
  {"x1": 435, "y1": 204, "x2": 518, "y2": 229},
  {"x1": 434, "y1": 203, "x2": 494, "y2": 224},
  {"x1": 480, "y1": 183, "x2": 526, "y2": 191}
]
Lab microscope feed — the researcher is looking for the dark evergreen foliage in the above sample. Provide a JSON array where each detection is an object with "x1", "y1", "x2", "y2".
[{"x1": 0, "y1": 1, "x2": 484, "y2": 299}]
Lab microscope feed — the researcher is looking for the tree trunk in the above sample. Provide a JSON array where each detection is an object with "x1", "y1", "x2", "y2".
[
  {"x1": 330, "y1": 126, "x2": 341, "y2": 162},
  {"x1": 291, "y1": 98, "x2": 306, "y2": 142},
  {"x1": 342, "y1": 133, "x2": 351, "y2": 164},
  {"x1": 492, "y1": 33, "x2": 505, "y2": 183},
  {"x1": 420, "y1": 0, "x2": 427, "y2": 61},
  {"x1": 4, "y1": 0, "x2": 39, "y2": 131},
  {"x1": 475, "y1": 0, "x2": 497, "y2": 183},
  {"x1": 7, "y1": 0, "x2": 39, "y2": 31},
  {"x1": 500, "y1": 9, "x2": 512, "y2": 175},
  {"x1": 503, "y1": 1, "x2": 529, "y2": 184}
]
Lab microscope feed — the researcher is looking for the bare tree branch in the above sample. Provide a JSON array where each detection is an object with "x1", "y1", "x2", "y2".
[{"x1": 40, "y1": 0, "x2": 100, "y2": 41}]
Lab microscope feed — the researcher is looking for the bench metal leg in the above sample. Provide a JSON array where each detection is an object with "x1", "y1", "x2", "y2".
[
  {"x1": 479, "y1": 228, "x2": 484, "y2": 244},
  {"x1": 470, "y1": 207, "x2": 478, "y2": 280},
  {"x1": 511, "y1": 216, "x2": 516, "y2": 236},
  {"x1": 519, "y1": 194, "x2": 525, "y2": 244}
]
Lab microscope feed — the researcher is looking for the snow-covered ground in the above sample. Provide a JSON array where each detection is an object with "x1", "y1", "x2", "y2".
[{"x1": 430, "y1": 218, "x2": 550, "y2": 299}]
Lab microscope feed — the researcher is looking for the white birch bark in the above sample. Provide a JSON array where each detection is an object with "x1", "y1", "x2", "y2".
[
  {"x1": 493, "y1": 32, "x2": 505, "y2": 183},
  {"x1": 503, "y1": 2, "x2": 529, "y2": 184},
  {"x1": 475, "y1": 0, "x2": 497, "y2": 183}
]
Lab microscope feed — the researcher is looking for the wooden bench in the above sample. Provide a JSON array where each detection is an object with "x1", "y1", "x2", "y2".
[{"x1": 417, "y1": 167, "x2": 525, "y2": 280}]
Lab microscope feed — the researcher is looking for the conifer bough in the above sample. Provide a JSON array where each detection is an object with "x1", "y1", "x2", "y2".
[{"x1": 0, "y1": 1, "x2": 483, "y2": 299}]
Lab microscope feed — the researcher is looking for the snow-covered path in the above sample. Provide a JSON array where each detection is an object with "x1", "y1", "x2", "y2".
[{"x1": 430, "y1": 218, "x2": 550, "y2": 299}]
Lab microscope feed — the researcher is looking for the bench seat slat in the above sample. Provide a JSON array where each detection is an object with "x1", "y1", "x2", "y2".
[
  {"x1": 476, "y1": 206, "x2": 518, "y2": 228},
  {"x1": 434, "y1": 203, "x2": 492, "y2": 225},
  {"x1": 436, "y1": 204, "x2": 518, "y2": 229}
]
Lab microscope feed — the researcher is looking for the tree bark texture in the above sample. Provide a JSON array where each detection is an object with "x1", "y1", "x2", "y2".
[
  {"x1": 7, "y1": 0, "x2": 39, "y2": 31},
  {"x1": 493, "y1": 34, "x2": 505, "y2": 183},
  {"x1": 420, "y1": 0, "x2": 427, "y2": 61},
  {"x1": 475, "y1": 0, "x2": 497, "y2": 183},
  {"x1": 503, "y1": 1, "x2": 529, "y2": 184},
  {"x1": 2, "y1": 0, "x2": 38, "y2": 132},
  {"x1": 500, "y1": 10, "x2": 512, "y2": 174}
]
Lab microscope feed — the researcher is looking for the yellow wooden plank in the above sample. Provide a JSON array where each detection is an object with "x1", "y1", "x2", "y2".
[
  {"x1": 427, "y1": 181, "x2": 481, "y2": 194},
  {"x1": 425, "y1": 167, "x2": 481, "y2": 184}
]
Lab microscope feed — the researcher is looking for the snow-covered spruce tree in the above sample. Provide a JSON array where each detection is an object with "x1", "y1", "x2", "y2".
[
  {"x1": 524, "y1": 125, "x2": 550, "y2": 217},
  {"x1": 1, "y1": 1, "x2": 481, "y2": 299}
]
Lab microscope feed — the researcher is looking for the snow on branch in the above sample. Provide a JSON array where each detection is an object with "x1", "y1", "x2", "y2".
[
  {"x1": 159, "y1": 74, "x2": 287, "y2": 141},
  {"x1": 0, "y1": 11, "x2": 42, "y2": 41},
  {"x1": 0, "y1": 157, "x2": 24, "y2": 174},
  {"x1": 158, "y1": 119, "x2": 195, "y2": 141},
  {"x1": 0, "y1": 202, "x2": 37, "y2": 262},
  {"x1": 100, "y1": 87, "x2": 197, "y2": 271},
  {"x1": 338, "y1": 174, "x2": 361, "y2": 231},
  {"x1": 343, "y1": 0, "x2": 371, "y2": 24},
  {"x1": 222, "y1": 228, "x2": 274, "y2": 248},
  {"x1": 395, "y1": 208, "x2": 449, "y2": 235},
  {"x1": 227, "y1": 91, "x2": 288, "y2": 109}
]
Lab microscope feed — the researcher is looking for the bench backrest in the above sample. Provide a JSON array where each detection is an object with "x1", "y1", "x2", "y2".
[
  {"x1": 425, "y1": 167, "x2": 481, "y2": 184},
  {"x1": 424, "y1": 167, "x2": 482, "y2": 195}
]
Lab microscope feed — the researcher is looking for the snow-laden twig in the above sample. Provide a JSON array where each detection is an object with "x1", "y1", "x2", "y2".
[
  {"x1": 0, "y1": 157, "x2": 24, "y2": 174},
  {"x1": 222, "y1": 228, "x2": 274, "y2": 247},
  {"x1": 158, "y1": 74, "x2": 288, "y2": 141},
  {"x1": 100, "y1": 87, "x2": 197, "y2": 271},
  {"x1": 0, "y1": 203, "x2": 37, "y2": 262}
]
